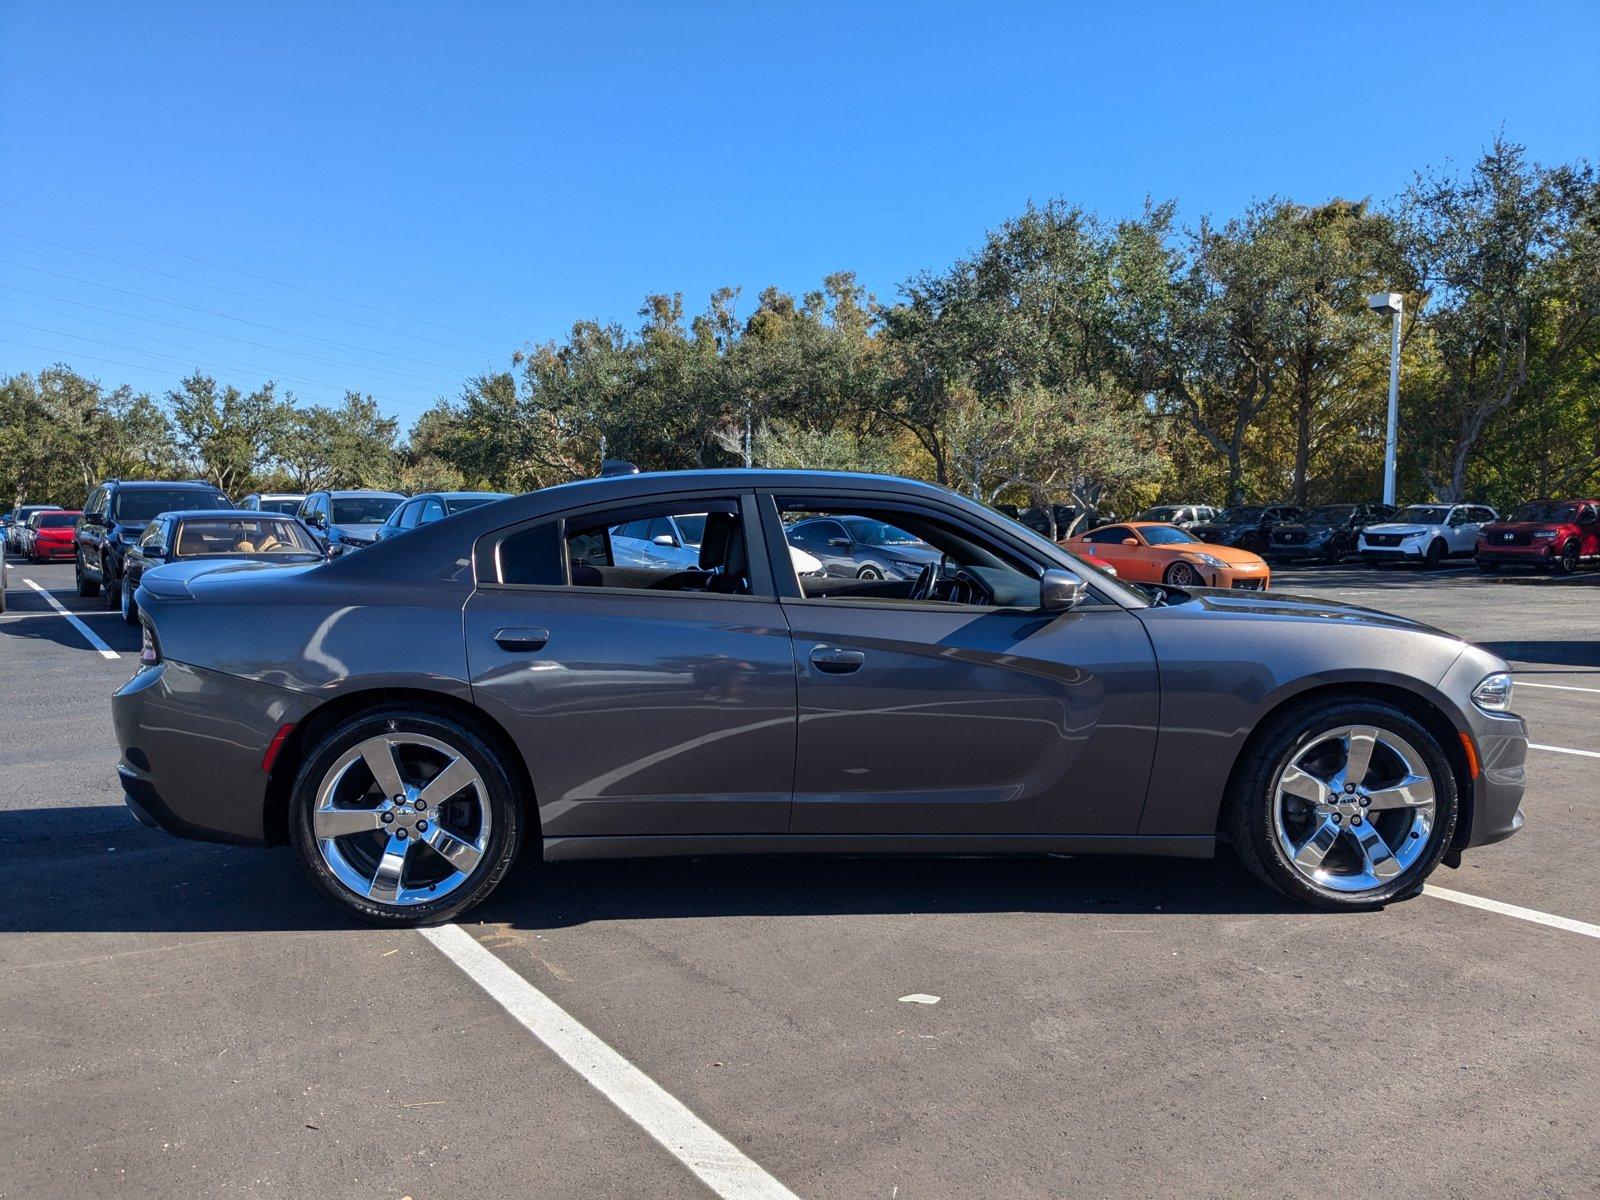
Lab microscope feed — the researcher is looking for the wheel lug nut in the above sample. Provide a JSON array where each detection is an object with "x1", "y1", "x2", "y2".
[
  {"x1": 395, "y1": 828, "x2": 407, "y2": 839},
  {"x1": 417, "y1": 820, "x2": 428, "y2": 832},
  {"x1": 381, "y1": 812, "x2": 394, "y2": 824},
  {"x1": 1344, "y1": 784, "x2": 1356, "y2": 794},
  {"x1": 1359, "y1": 797, "x2": 1371, "y2": 807},
  {"x1": 415, "y1": 799, "x2": 426, "y2": 811},
  {"x1": 1351, "y1": 815, "x2": 1363, "y2": 826}
]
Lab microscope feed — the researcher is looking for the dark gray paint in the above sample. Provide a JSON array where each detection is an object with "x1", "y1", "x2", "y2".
[{"x1": 112, "y1": 469, "x2": 1526, "y2": 859}]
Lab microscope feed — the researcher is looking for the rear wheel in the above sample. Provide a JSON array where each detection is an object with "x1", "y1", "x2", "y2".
[
  {"x1": 120, "y1": 578, "x2": 139, "y2": 625},
  {"x1": 101, "y1": 556, "x2": 120, "y2": 610},
  {"x1": 1226, "y1": 698, "x2": 1457, "y2": 910},
  {"x1": 75, "y1": 552, "x2": 100, "y2": 598},
  {"x1": 289, "y1": 710, "x2": 525, "y2": 925}
]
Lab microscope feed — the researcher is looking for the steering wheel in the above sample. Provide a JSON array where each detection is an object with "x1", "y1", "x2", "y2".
[
  {"x1": 908, "y1": 561, "x2": 939, "y2": 601},
  {"x1": 951, "y1": 566, "x2": 995, "y2": 606}
]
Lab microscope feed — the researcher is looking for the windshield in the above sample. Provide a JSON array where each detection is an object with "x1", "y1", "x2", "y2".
[
  {"x1": 1510, "y1": 501, "x2": 1578, "y2": 523},
  {"x1": 1140, "y1": 525, "x2": 1200, "y2": 546},
  {"x1": 1216, "y1": 507, "x2": 1263, "y2": 524},
  {"x1": 846, "y1": 519, "x2": 925, "y2": 547},
  {"x1": 1394, "y1": 506, "x2": 1449, "y2": 524},
  {"x1": 445, "y1": 495, "x2": 505, "y2": 515},
  {"x1": 172, "y1": 517, "x2": 321, "y2": 558},
  {"x1": 1306, "y1": 505, "x2": 1354, "y2": 525},
  {"x1": 114, "y1": 489, "x2": 229, "y2": 523},
  {"x1": 1136, "y1": 506, "x2": 1179, "y2": 521},
  {"x1": 331, "y1": 496, "x2": 402, "y2": 525},
  {"x1": 256, "y1": 498, "x2": 304, "y2": 515},
  {"x1": 37, "y1": 513, "x2": 79, "y2": 528},
  {"x1": 673, "y1": 514, "x2": 707, "y2": 546}
]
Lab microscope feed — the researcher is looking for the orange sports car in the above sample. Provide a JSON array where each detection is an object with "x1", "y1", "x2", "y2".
[{"x1": 1061, "y1": 521, "x2": 1271, "y2": 590}]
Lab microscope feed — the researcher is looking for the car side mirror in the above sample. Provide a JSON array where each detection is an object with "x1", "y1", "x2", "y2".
[
  {"x1": 84, "y1": 512, "x2": 105, "y2": 527},
  {"x1": 827, "y1": 537, "x2": 850, "y2": 548},
  {"x1": 1120, "y1": 537, "x2": 1138, "y2": 546},
  {"x1": 147, "y1": 543, "x2": 167, "y2": 558},
  {"x1": 1040, "y1": 568, "x2": 1087, "y2": 612},
  {"x1": 309, "y1": 513, "x2": 327, "y2": 528},
  {"x1": 652, "y1": 533, "x2": 676, "y2": 547}
]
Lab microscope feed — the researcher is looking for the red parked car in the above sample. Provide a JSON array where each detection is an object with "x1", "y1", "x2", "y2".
[
  {"x1": 1476, "y1": 499, "x2": 1600, "y2": 575},
  {"x1": 26, "y1": 509, "x2": 82, "y2": 563}
]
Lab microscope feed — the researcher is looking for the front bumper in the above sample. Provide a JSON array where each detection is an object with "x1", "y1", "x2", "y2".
[
  {"x1": 1475, "y1": 545, "x2": 1554, "y2": 566},
  {"x1": 1202, "y1": 563, "x2": 1271, "y2": 589},
  {"x1": 1359, "y1": 543, "x2": 1427, "y2": 561},
  {"x1": 1266, "y1": 542, "x2": 1336, "y2": 562}
]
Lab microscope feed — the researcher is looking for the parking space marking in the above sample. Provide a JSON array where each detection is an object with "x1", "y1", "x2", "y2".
[
  {"x1": 1425, "y1": 885, "x2": 1600, "y2": 941},
  {"x1": 419, "y1": 923, "x2": 802, "y2": 1200},
  {"x1": 1517, "y1": 681, "x2": 1600, "y2": 696},
  {"x1": 20, "y1": 579, "x2": 119, "y2": 659},
  {"x1": 1530, "y1": 742, "x2": 1600, "y2": 759}
]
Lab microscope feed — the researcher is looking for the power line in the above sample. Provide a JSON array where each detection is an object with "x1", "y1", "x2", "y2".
[
  {"x1": 0, "y1": 225, "x2": 515, "y2": 358},
  {"x1": 0, "y1": 197, "x2": 523, "y2": 346},
  {"x1": 4, "y1": 284, "x2": 465, "y2": 390},
  {"x1": 0, "y1": 257, "x2": 494, "y2": 376}
]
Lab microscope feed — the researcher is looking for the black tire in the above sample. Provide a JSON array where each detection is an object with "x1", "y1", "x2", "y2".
[
  {"x1": 75, "y1": 553, "x2": 100, "y2": 598},
  {"x1": 1476, "y1": 561, "x2": 1499, "y2": 574},
  {"x1": 1552, "y1": 540, "x2": 1579, "y2": 576},
  {"x1": 1225, "y1": 696, "x2": 1458, "y2": 910},
  {"x1": 1422, "y1": 539, "x2": 1445, "y2": 569},
  {"x1": 857, "y1": 565, "x2": 884, "y2": 581},
  {"x1": 102, "y1": 556, "x2": 120, "y2": 610},
  {"x1": 120, "y1": 578, "x2": 139, "y2": 625},
  {"x1": 289, "y1": 709, "x2": 526, "y2": 925},
  {"x1": 1163, "y1": 560, "x2": 1202, "y2": 587}
]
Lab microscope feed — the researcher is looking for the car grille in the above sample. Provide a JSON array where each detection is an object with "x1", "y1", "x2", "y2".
[
  {"x1": 1271, "y1": 530, "x2": 1306, "y2": 545},
  {"x1": 1230, "y1": 578, "x2": 1265, "y2": 590},
  {"x1": 1364, "y1": 533, "x2": 1404, "y2": 547},
  {"x1": 1492, "y1": 530, "x2": 1532, "y2": 546}
]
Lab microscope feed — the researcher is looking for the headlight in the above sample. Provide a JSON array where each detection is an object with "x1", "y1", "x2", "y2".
[
  {"x1": 1532, "y1": 530, "x2": 1557, "y2": 541},
  {"x1": 1194, "y1": 553, "x2": 1227, "y2": 568},
  {"x1": 1471, "y1": 672, "x2": 1514, "y2": 713},
  {"x1": 1401, "y1": 531, "x2": 1427, "y2": 542}
]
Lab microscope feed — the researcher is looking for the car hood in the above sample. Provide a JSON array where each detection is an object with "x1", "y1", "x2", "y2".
[
  {"x1": 1269, "y1": 522, "x2": 1338, "y2": 538},
  {"x1": 1362, "y1": 523, "x2": 1434, "y2": 536},
  {"x1": 1183, "y1": 543, "x2": 1267, "y2": 566},
  {"x1": 1161, "y1": 588, "x2": 1450, "y2": 636},
  {"x1": 1482, "y1": 520, "x2": 1571, "y2": 535},
  {"x1": 879, "y1": 544, "x2": 942, "y2": 565},
  {"x1": 330, "y1": 523, "x2": 380, "y2": 542}
]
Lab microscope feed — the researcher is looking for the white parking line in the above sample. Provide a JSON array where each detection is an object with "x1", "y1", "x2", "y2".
[
  {"x1": 419, "y1": 923, "x2": 801, "y2": 1200},
  {"x1": 20, "y1": 579, "x2": 119, "y2": 659},
  {"x1": 1517, "y1": 680, "x2": 1600, "y2": 696},
  {"x1": 1530, "y1": 742, "x2": 1600, "y2": 759},
  {"x1": 1425, "y1": 885, "x2": 1600, "y2": 941}
]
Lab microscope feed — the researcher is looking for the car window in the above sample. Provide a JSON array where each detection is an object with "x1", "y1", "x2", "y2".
[
  {"x1": 172, "y1": 517, "x2": 320, "y2": 557},
  {"x1": 1472, "y1": 507, "x2": 1496, "y2": 523},
  {"x1": 418, "y1": 498, "x2": 446, "y2": 525},
  {"x1": 114, "y1": 488, "x2": 230, "y2": 523},
  {"x1": 1140, "y1": 525, "x2": 1199, "y2": 546},
  {"x1": 444, "y1": 495, "x2": 503, "y2": 515},
  {"x1": 331, "y1": 496, "x2": 402, "y2": 525},
  {"x1": 778, "y1": 499, "x2": 1040, "y2": 608},
  {"x1": 395, "y1": 501, "x2": 422, "y2": 530},
  {"x1": 1087, "y1": 525, "x2": 1132, "y2": 544},
  {"x1": 138, "y1": 521, "x2": 164, "y2": 549},
  {"x1": 37, "y1": 512, "x2": 78, "y2": 528}
]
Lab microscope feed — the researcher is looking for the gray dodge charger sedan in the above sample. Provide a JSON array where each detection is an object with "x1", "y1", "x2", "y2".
[{"x1": 113, "y1": 470, "x2": 1527, "y2": 924}]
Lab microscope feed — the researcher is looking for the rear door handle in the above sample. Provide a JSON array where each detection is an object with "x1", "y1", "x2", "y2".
[
  {"x1": 494, "y1": 627, "x2": 550, "y2": 652},
  {"x1": 809, "y1": 645, "x2": 865, "y2": 674}
]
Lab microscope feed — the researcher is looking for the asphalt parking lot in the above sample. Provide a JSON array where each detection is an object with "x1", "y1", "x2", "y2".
[{"x1": 2, "y1": 557, "x2": 1596, "y2": 1199}]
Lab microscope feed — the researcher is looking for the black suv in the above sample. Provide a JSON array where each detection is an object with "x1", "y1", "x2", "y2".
[
  {"x1": 1266, "y1": 503, "x2": 1397, "y2": 564},
  {"x1": 75, "y1": 479, "x2": 231, "y2": 607},
  {"x1": 1188, "y1": 504, "x2": 1305, "y2": 554}
]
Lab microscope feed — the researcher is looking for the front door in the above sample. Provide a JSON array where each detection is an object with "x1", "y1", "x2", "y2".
[
  {"x1": 463, "y1": 493, "x2": 797, "y2": 839},
  {"x1": 772, "y1": 496, "x2": 1160, "y2": 836}
]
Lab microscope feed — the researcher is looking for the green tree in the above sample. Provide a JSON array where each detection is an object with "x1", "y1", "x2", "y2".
[{"x1": 167, "y1": 373, "x2": 283, "y2": 495}]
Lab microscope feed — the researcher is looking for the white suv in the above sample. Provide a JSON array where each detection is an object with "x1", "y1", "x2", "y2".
[{"x1": 1358, "y1": 503, "x2": 1497, "y2": 567}]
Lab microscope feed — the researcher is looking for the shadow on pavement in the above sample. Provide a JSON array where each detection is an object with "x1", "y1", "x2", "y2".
[
  {"x1": 1, "y1": 804, "x2": 1307, "y2": 934},
  {"x1": 1479, "y1": 640, "x2": 1600, "y2": 669}
]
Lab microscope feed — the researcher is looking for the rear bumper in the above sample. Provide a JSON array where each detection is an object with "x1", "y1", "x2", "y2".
[{"x1": 33, "y1": 542, "x2": 75, "y2": 560}]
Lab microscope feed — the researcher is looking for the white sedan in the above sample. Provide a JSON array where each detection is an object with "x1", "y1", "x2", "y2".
[{"x1": 1357, "y1": 503, "x2": 1498, "y2": 567}]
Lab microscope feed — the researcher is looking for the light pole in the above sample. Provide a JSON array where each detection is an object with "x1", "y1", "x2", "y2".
[{"x1": 1368, "y1": 292, "x2": 1403, "y2": 506}]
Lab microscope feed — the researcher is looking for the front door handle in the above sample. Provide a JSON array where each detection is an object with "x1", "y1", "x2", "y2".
[
  {"x1": 494, "y1": 627, "x2": 550, "y2": 652},
  {"x1": 809, "y1": 645, "x2": 865, "y2": 674}
]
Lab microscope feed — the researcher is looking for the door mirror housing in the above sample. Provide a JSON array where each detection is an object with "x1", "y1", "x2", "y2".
[
  {"x1": 308, "y1": 512, "x2": 327, "y2": 528},
  {"x1": 827, "y1": 537, "x2": 850, "y2": 548},
  {"x1": 1039, "y1": 568, "x2": 1087, "y2": 612},
  {"x1": 84, "y1": 512, "x2": 106, "y2": 527},
  {"x1": 651, "y1": 533, "x2": 677, "y2": 547},
  {"x1": 1120, "y1": 537, "x2": 1138, "y2": 546}
]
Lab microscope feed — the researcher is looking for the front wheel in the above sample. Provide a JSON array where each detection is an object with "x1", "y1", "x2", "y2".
[
  {"x1": 1163, "y1": 560, "x2": 1202, "y2": 587},
  {"x1": 289, "y1": 710, "x2": 525, "y2": 925},
  {"x1": 1225, "y1": 698, "x2": 1457, "y2": 909},
  {"x1": 1422, "y1": 539, "x2": 1445, "y2": 569},
  {"x1": 856, "y1": 565, "x2": 884, "y2": 581},
  {"x1": 75, "y1": 553, "x2": 100, "y2": 598},
  {"x1": 120, "y1": 578, "x2": 139, "y2": 625},
  {"x1": 1552, "y1": 541, "x2": 1579, "y2": 576}
]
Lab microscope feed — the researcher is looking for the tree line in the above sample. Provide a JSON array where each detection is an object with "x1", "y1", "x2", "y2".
[{"x1": 4, "y1": 136, "x2": 1596, "y2": 526}]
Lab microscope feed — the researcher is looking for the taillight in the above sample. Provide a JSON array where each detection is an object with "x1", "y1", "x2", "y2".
[{"x1": 139, "y1": 622, "x2": 161, "y2": 666}]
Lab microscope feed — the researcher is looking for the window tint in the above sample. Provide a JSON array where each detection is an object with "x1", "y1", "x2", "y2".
[
  {"x1": 1088, "y1": 526, "x2": 1132, "y2": 544},
  {"x1": 331, "y1": 496, "x2": 402, "y2": 525},
  {"x1": 395, "y1": 502, "x2": 421, "y2": 530},
  {"x1": 566, "y1": 500, "x2": 748, "y2": 593},
  {"x1": 114, "y1": 488, "x2": 229, "y2": 523},
  {"x1": 497, "y1": 522, "x2": 564, "y2": 586},
  {"x1": 172, "y1": 517, "x2": 320, "y2": 557},
  {"x1": 37, "y1": 512, "x2": 78, "y2": 528},
  {"x1": 419, "y1": 498, "x2": 446, "y2": 525}
]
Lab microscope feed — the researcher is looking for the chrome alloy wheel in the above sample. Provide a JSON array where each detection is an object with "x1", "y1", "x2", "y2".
[
  {"x1": 1271, "y1": 724, "x2": 1436, "y2": 893},
  {"x1": 312, "y1": 733, "x2": 491, "y2": 906}
]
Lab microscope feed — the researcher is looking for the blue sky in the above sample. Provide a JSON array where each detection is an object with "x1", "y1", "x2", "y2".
[{"x1": 3, "y1": 1, "x2": 1596, "y2": 430}]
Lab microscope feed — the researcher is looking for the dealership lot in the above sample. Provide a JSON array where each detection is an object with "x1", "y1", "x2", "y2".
[{"x1": 2, "y1": 559, "x2": 1596, "y2": 1198}]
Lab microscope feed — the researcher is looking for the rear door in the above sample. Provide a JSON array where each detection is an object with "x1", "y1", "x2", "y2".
[{"x1": 462, "y1": 490, "x2": 798, "y2": 839}]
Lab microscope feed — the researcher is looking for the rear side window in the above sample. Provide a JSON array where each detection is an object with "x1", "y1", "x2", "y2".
[{"x1": 497, "y1": 523, "x2": 564, "y2": 586}]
